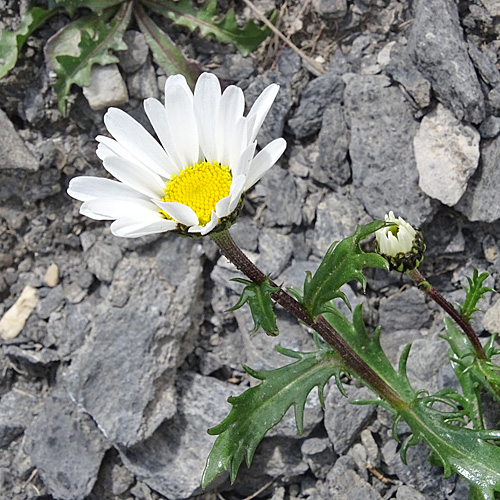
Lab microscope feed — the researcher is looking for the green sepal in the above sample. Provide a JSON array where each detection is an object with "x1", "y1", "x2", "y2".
[
  {"x1": 202, "y1": 344, "x2": 344, "y2": 487},
  {"x1": 143, "y1": 0, "x2": 277, "y2": 56},
  {"x1": 0, "y1": 6, "x2": 55, "y2": 79},
  {"x1": 49, "y1": 2, "x2": 132, "y2": 116},
  {"x1": 133, "y1": 3, "x2": 201, "y2": 89},
  {"x1": 302, "y1": 221, "x2": 389, "y2": 318},
  {"x1": 229, "y1": 277, "x2": 281, "y2": 336},
  {"x1": 458, "y1": 268, "x2": 494, "y2": 322}
]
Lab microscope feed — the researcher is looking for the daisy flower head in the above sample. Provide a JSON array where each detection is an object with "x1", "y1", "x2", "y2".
[
  {"x1": 375, "y1": 211, "x2": 425, "y2": 272},
  {"x1": 67, "y1": 72, "x2": 287, "y2": 238}
]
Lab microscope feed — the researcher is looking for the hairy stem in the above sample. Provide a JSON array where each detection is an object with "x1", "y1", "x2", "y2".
[
  {"x1": 407, "y1": 268, "x2": 486, "y2": 359},
  {"x1": 211, "y1": 229, "x2": 407, "y2": 410}
]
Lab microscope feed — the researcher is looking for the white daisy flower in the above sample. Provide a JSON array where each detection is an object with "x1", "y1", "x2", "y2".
[
  {"x1": 375, "y1": 211, "x2": 425, "y2": 271},
  {"x1": 67, "y1": 72, "x2": 286, "y2": 238}
]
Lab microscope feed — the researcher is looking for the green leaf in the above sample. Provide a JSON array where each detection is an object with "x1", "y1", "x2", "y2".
[
  {"x1": 48, "y1": 0, "x2": 126, "y2": 16},
  {"x1": 202, "y1": 344, "x2": 343, "y2": 487},
  {"x1": 458, "y1": 268, "x2": 494, "y2": 322},
  {"x1": 229, "y1": 277, "x2": 281, "y2": 336},
  {"x1": 0, "y1": 6, "x2": 55, "y2": 79},
  {"x1": 143, "y1": 0, "x2": 277, "y2": 56},
  {"x1": 50, "y1": 2, "x2": 132, "y2": 116},
  {"x1": 443, "y1": 318, "x2": 500, "y2": 404},
  {"x1": 399, "y1": 396, "x2": 500, "y2": 500},
  {"x1": 133, "y1": 3, "x2": 201, "y2": 89},
  {"x1": 302, "y1": 221, "x2": 389, "y2": 318}
]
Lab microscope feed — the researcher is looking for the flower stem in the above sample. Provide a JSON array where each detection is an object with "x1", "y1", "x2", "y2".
[
  {"x1": 406, "y1": 268, "x2": 486, "y2": 359},
  {"x1": 210, "y1": 229, "x2": 407, "y2": 410}
]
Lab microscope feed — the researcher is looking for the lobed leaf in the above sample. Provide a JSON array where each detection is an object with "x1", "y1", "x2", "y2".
[
  {"x1": 458, "y1": 268, "x2": 494, "y2": 322},
  {"x1": 0, "y1": 6, "x2": 55, "y2": 79},
  {"x1": 229, "y1": 277, "x2": 281, "y2": 336},
  {"x1": 302, "y1": 221, "x2": 389, "y2": 318},
  {"x1": 143, "y1": 0, "x2": 277, "y2": 56},
  {"x1": 202, "y1": 344, "x2": 343, "y2": 487},
  {"x1": 48, "y1": 0, "x2": 126, "y2": 16},
  {"x1": 133, "y1": 3, "x2": 201, "y2": 90},
  {"x1": 49, "y1": 2, "x2": 132, "y2": 116}
]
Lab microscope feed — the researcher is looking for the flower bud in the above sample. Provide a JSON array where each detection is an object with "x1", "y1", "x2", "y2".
[{"x1": 375, "y1": 212, "x2": 425, "y2": 272}]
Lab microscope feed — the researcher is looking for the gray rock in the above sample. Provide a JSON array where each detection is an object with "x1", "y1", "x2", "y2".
[
  {"x1": 127, "y1": 61, "x2": 159, "y2": 100},
  {"x1": 404, "y1": 337, "x2": 450, "y2": 394},
  {"x1": 479, "y1": 115, "x2": 500, "y2": 138},
  {"x1": 260, "y1": 166, "x2": 303, "y2": 226},
  {"x1": 301, "y1": 437, "x2": 337, "y2": 479},
  {"x1": 245, "y1": 49, "x2": 302, "y2": 147},
  {"x1": 314, "y1": 102, "x2": 351, "y2": 187},
  {"x1": 257, "y1": 227, "x2": 293, "y2": 277},
  {"x1": 314, "y1": 455, "x2": 383, "y2": 500},
  {"x1": 408, "y1": 0, "x2": 485, "y2": 123},
  {"x1": 414, "y1": 104, "x2": 480, "y2": 206},
  {"x1": 0, "y1": 390, "x2": 38, "y2": 448},
  {"x1": 456, "y1": 134, "x2": 500, "y2": 222},
  {"x1": 312, "y1": 0, "x2": 347, "y2": 18},
  {"x1": 478, "y1": 0, "x2": 500, "y2": 17},
  {"x1": 312, "y1": 191, "x2": 371, "y2": 258},
  {"x1": 489, "y1": 85, "x2": 500, "y2": 110},
  {"x1": 324, "y1": 385, "x2": 376, "y2": 455},
  {"x1": 344, "y1": 74, "x2": 433, "y2": 226},
  {"x1": 119, "y1": 31, "x2": 149, "y2": 74},
  {"x1": 82, "y1": 64, "x2": 129, "y2": 111},
  {"x1": 0, "y1": 108, "x2": 38, "y2": 173},
  {"x1": 382, "y1": 439, "x2": 454, "y2": 496},
  {"x1": 288, "y1": 72, "x2": 345, "y2": 139},
  {"x1": 65, "y1": 238, "x2": 204, "y2": 447},
  {"x1": 23, "y1": 386, "x2": 109, "y2": 500},
  {"x1": 86, "y1": 240, "x2": 123, "y2": 283},
  {"x1": 120, "y1": 372, "x2": 238, "y2": 499},
  {"x1": 467, "y1": 41, "x2": 500, "y2": 87},
  {"x1": 35, "y1": 284, "x2": 65, "y2": 320},
  {"x1": 384, "y1": 43, "x2": 432, "y2": 108},
  {"x1": 215, "y1": 53, "x2": 255, "y2": 82},
  {"x1": 396, "y1": 485, "x2": 428, "y2": 500}
]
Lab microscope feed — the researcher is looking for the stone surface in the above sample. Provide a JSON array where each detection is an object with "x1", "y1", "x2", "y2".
[
  {"x1": 24, "y1": 386, "x2": 109, "y2": 500},
  {"x1": 44, "y1": 263, "x2": 59, "y2": 287},
  {"x1": 120, "y1": 372, "x2": 238, "y2": 499},
  {"x1": 301, "y1": 437, "x2": 337, "y2": 479},
  {"x1": 456, "y1": 134, "x2": 500, "y2": 222},
  {"x1": 483, "y1": 298, "x2": 500, "y2": 333},
  {"x1": 324, "y1": 385, "x2": 376, "y2": 455},
  {"x1": 0, "y1": 108, "x2": 38, "y2": 173},
  {"x1": 414, "y1": 104, "x2": 480, "y2": 206},
  {"x1": 344, "y1": 74, "x2": 432, "y2": 226},
  {"x1": 0, "y1": 390, "x2": 38, "y2": 448},
  {"x1": 408, "y1": 0, "x2": 485, "y2": 123},
  {"x1": 288, "y1": 71, "x2": 345, "y2": 138},
  {"x1": 82, "y1": 64, "x2": 129, "y2": 110},
  {"x1": 65, "y1": 238, "x2": 204, "y2": 447},
  {"x1": 118, "y1": 31, "x2": 149, "y2": 73}
]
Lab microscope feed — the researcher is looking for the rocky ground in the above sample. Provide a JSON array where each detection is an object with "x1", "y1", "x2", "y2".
[{"x1": 1, "y1": 0, "x2": 500, "y2": 499}]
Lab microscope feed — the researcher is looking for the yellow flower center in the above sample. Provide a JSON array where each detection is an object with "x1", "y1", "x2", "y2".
[{"x1": 161, "y1": 161, "x2": 232, "y2": 226}]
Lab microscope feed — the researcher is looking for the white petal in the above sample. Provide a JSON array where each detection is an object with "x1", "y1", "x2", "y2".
[
  {"x1": 245, "y1": 138, "x2": 287, "y2": 190},
  {"x1": 110, "y1": 216, "x2": 177, "y2": 238},
  {"x1": 102, "y1": 155, "x2": 165, "y2": 199},
  {"x1": 79, "y1": 197, "x2": 159, "y2": 221},
  {"x1": 194, "y1": 73, "x2": 221, "y2": 163},
  {"x1": 153, "y1": 201, "x2": 199, "y2": 226},
  {"x1": 67, "y1": 176, "x2": 148, "y2": 202},
  {"x1": 103, "y1": 108, "x2": 173, "y2": 177},
  {"x1": 144, "y1": 98, "x2": 182, "y2": 174},
  {"x1": 165, "y1": 74, "x2": 193, "y2": 102},
  {"x1": 247, "y1": 83, "x2": 279, "y2": 143},
  {"x1": 228, "y1": 174, "x2": 246, "y2": 213},
  {"x1": 228, "y1": 117, "x2": 248, "y2": 173},
  {"x1": 232, "y1": 141, "x2": 256, "y2": 179},
  {"x1": 216, "y1": 85, "x2": 245, "y2": 165},
  {"x1": 164, "y1": 80, "x2": 199, "y2": 168},
  {"x1": 188, "y1": 211, "x2": 219, "y2": 235}
]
